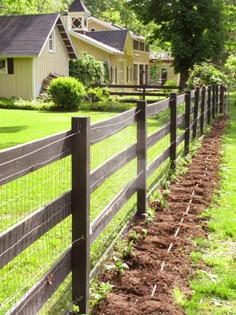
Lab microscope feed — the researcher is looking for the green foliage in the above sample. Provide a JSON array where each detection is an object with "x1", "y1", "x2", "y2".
[
  {"x1": 224, "y1": 55, "x2": 236, "y2": 84},
  {"x1": 69, "y1": 52, "x2": 107, "y2": 87},
  {"x1": 187, "y1": 62, "x2": 227, "y2": 88},
  {"x1": 0, "y1": 0, "x2": 70, "y2": 14},
  {"x1": 114, "y1": 257, "x2": 129, "y2": 275},
  {"x1": 48, "y1": 77, "x2": 86, "y2": 111},
  {"x1": 90, "y1": 281, "x2": 113, "y2": 308},
  {"x1": 129, "y1": 230, "x2": 139, "y2": 242},
  {"x1": 122, "y1": 241, "x2": 134, "y2": 259},
  {"x1": 87, "y1": 87, "x2": 110, "y2": 103},
  {"x1": 131, "y1": 0, "x2": 225, "y2": 86}
]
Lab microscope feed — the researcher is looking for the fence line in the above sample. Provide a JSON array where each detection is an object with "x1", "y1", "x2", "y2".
[{"x1": 0, "y1": 84, "x2": 228, "y2": 314}]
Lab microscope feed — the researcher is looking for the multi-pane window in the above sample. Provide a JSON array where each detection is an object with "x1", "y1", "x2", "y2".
[{"x1": 0, "y1": 59, "x2": 7, "y2": 74}]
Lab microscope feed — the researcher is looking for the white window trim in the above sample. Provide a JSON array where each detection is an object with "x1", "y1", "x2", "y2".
[
  {"x1": 0, "y1": 58, "x2": 7, "y2": 75},
  {"x1": 48, "y1": 31, "x2": 56, "y2": 53}
]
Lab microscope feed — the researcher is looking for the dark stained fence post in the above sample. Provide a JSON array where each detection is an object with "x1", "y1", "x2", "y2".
[
  {"x1": 220, "y1": 84, "x2": 224, "y2": 113},
  {"x1": 71, "y1": 117, "x2": 90, "y2": 314},
  {"x1": 170, "y1": 93, "x2": 177, "y2": 169},
  {"x1": 192, "y1": 87, "x2": 200, "y2": 139},
  {"x1": 184, "y1": 91, "x2": 191, "y2": 155},
  {"x1": 200, "y1": 86, "x2": 206, "y2": 135},
  {"x1": 136, "y1": 100, "x2": 147, "y2": 216},
  {"x1": 207, "y1": 85, "x2": 212, "y2": 124},
  {"x1": 216, "y1": 85, "x2": 219, "y2": 113},
  {"x1": 212, "y1": 85, "x2": 216, "y2": 119}
]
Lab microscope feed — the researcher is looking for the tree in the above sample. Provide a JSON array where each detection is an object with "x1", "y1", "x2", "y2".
[
  {"x1": 130, "y1": 0, "x2": 225, "y2": 87},
  {"x1": 69, "y1": 52, "x2": 107, "y2": 87},
  {"x1": 223, "y1": 0, "x2": 236, "y2": 54}
]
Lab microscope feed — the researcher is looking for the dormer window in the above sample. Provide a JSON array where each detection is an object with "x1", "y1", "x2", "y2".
[
  {"x1": 48, "y1": 31, "x2": 55, "y2": 52},
  {"x1": 72, "y1": 17, "x2": 82, "y2": 30}
]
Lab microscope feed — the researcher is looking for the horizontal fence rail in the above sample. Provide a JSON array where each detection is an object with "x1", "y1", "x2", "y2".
[{"x1": 0, "y1": 84, "x2": 228, "y2": 315}]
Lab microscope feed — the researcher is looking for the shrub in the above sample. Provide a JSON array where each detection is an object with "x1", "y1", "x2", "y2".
[
  {"x1": 69, "y1": 52, "x2": 107, "y2": 87},
  {"x1": 48, "y1": 77, "x2": 85, "y2": 110},
  {"x1": 87, "y1": 87, "x2": 110, "y2": 102},
  {"x1": 187, "y1": 62, "x2": 227, "y2": 89}
]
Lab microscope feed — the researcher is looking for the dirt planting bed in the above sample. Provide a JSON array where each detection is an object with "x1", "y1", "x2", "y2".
[{"x1": 92, "y1": 115, "x2": 228, "y2": 315}]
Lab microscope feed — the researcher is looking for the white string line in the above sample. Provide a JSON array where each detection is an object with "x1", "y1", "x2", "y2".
[
  {"x1": 91, "y1": 109, "x2": 140, "y2": 132},
  {"x1": 0, "y1": 202, "x2": 71, "y2": 260},
  {"x1": 160, "y1": 135, "x2": 218, "y2": 272},
  {"x1": 0, "y1": 148, "x2": 70, "y2": 185},
  {"x1": 0, "y1": 133, "x2": 74, "y2": 167}
]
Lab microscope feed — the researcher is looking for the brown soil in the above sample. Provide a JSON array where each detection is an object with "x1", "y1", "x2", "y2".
[{"x1": 92, "y1": 115, "x2": 228, "y2": 315}]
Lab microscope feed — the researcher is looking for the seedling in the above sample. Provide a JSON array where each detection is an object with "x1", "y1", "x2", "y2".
[
  {"x1": 114, "y1": 257, "x2": 129, "y2": 275},
  {"x1": 129, "y1": 230, "x2": 139, "y2": 241},
  {"x1": 141, "y1": 228, "x2": 148, "y2": 238},
  {"x1": 90, "y1": 281, "x2": 113, "y2": 308},
  {"x1": 122, "y1": 240, "x2": 134, "y2": 259},
  {"x1": 143, "y1": 207, "x2": 155, "y2": 224}
]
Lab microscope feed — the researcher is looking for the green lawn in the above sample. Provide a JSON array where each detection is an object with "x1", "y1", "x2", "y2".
[
  {"x1": 177, "y1": 92, "x2": 236, "y2": 314},
  {"x1": 0, "y1": 106, "x2": 174, "y2": 314},
  {"x1": 0, "y1": 108, "x2": 117, "y2": 150}
]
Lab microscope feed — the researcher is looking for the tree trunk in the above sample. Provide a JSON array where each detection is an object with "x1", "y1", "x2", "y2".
[{"x1": 179, "y1": 69, "x2": 189, "y2": 90}]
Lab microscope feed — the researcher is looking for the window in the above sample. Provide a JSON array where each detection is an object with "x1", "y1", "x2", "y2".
[
  {"x1": 145, "y1": 44, "x2": 150, "y2": 52},
  {"x1": 0, "y1": 59, "x2": 7, "y2": 74},
  {"x1": 48, "y1": 31, "x2": 55, "y2": 52},
  {"x1": 140, "y1": 42, "x2": 145, "y2": 51},
  {"x1": 133, "y1": 40, "x2": 139, "y2": 50},
  {"x1": 90, "y1": 28, "x2": 96, "y2": 32},
  {"x1": 72, "y1": 17, "x2": 82, "y2": 30},
  {"x1": 133, "y1": 64, "x2": 138, "y2": 81}
]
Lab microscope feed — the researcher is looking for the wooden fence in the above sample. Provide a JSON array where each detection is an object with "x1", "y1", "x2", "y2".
[
  {"x1": 0, "y1": 84, "x2": 228, "y2": 314},
  {"x1": 94, "y1": 83, "x2": 182, "y2": 102}
]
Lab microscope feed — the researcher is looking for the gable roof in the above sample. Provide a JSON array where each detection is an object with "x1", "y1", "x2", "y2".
[
  {"x1": 86, "y1": 30, "x2": 128, "y2": 52},
  {"x1": 0, "y1": 14, "x2": 77, "y2": 59},
  {"x1": 69, "y1": 0, "x2": 91, "y2": 15},
  {"x1": 69, "y1": 31, "x2": 123, "y2": 54}
]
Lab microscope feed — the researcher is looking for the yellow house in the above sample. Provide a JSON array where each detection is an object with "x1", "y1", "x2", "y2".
[
  {"x1": 0, "y1": 14, "x2": 76, "y2": 99},
  {"x1": 62, "y1": 0, "x2": 150, "y2": 85}
]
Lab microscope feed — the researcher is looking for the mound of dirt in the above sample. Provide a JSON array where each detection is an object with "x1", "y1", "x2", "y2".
[{"x1": 92, "y1": 115, "x2": 228, "y2": 315}]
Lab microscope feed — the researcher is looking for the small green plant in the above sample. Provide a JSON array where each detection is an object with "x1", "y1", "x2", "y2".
[
  {"x1": 143, "y1": 207, "x2": 155, "y2": 224},
  {"x1": 129, "y1": 230, "x2": 139, "y2": 241},
  {"x1": 114, "y1": 257, "x2": 129, "y2": 275},
  {"x1": 90, "y1": 281, "x2": 113, "y2": 308},
  {"x1": 141, "y1": 228, "x2": 148, "y2": 238},
  {"x1": 48, "y1": 77, "x2": 85, "y2": 110},
  {"x1": 122, "y1": 241, "x2": 134, "y2": 259},
  {"x1": 151, "y1": 190, "x2": 169, "y2": 208}
]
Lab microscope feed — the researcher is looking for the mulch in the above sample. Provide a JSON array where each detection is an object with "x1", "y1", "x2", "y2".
[{"x1": 92, "y1": 115, "x2": 228, "y2": 315}]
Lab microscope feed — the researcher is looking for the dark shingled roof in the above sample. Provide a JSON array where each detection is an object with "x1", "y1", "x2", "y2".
[
  {"x1": 0, "y1": 14, "x2": 60, "y2": 56},
  {"x1": 86, "y1": 30, "x2": 128, "y2": 52},
  {"x1": 69, "y1": 0, "x2": 91, "y2": 14}
]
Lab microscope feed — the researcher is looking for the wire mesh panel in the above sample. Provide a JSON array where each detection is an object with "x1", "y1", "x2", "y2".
[{"x1": 0, "y1": 138, "x2": 72, "y2": 314}]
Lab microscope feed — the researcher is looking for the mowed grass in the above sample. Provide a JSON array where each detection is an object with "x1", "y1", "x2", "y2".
[
  {"x1": 0, "y1": 106, "x2": 176, "y2": 313},
  {"x1": 175, "y1": 92, "x2": 236, "y2": 314}
]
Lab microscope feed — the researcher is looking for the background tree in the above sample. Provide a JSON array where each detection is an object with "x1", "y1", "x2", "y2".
[
  {"x1": 223, "y1": 0, "x2": 236, "y2": 54},
  {"x1": 130, "y1": 0, "x2": 225, "y2": 87}
]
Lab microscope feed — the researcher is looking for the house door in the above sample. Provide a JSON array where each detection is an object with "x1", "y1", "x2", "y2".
[{"x1": 118, "y1": 61, "x2": 125, "y2": 84}]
